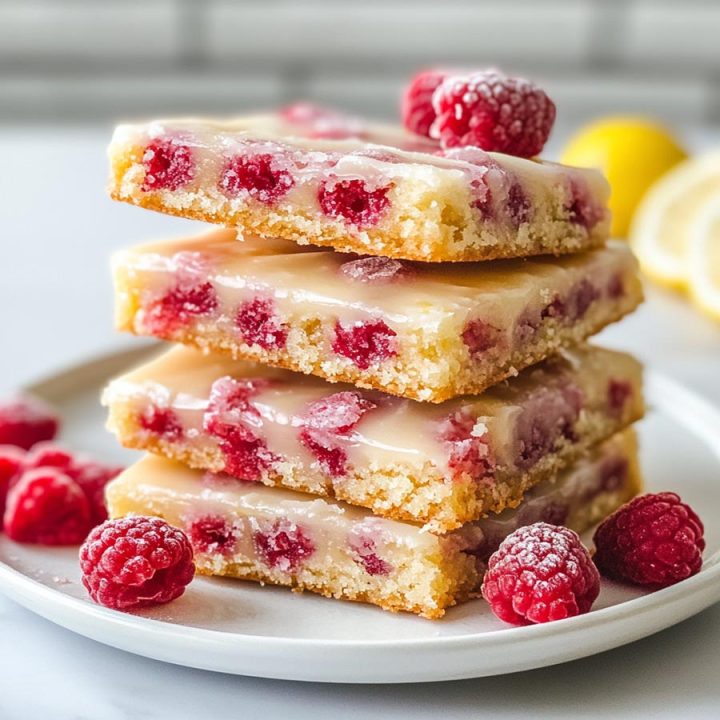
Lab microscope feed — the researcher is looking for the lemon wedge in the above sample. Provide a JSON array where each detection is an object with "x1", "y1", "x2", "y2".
[
  {"x1": 630, "y1": 151, "x2": 720, "y2": 289},
  {"x1": 688, "y1": 198, "x2": 720, "y2": 321},
  {"x1": 561, "y1": 117, "x2": 687, "y2": 238}
]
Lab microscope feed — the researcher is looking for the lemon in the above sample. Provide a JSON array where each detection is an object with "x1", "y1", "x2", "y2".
[
  {"x1": 561, "y1": 117, "x2": 687, "y2": 238},
  {"x1": 630, "y1": 151, "x2": 720, "y2": 289},
  {"x1": 688, "y1": 197, "x2": 720, "y2": 321}
]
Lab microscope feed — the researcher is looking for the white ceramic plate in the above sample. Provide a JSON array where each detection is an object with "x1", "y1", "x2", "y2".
[{"x1": 0, "y1": 346, "x2": 719, "y2": 683}]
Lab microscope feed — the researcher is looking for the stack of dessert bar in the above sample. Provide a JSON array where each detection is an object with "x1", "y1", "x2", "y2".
[{"x1": 102, "y1": 107, "x2": 644, "y2": 618}]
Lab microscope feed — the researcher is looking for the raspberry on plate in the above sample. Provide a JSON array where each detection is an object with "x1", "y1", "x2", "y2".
[
  {"x1": 0, "y1": 445, "x2": 27, "y2": 517},
  {"x1": 593, "y1": 492, "x2": 705, "y2": 588},
  {"x1": 0, "y1": 395, "x2": 59, "y2": 450},
  {"x1": 80, "y1": 516, "x2": 195, "y2": 610},
  {"x1": 431, "y1": 69, "x2": 556, "y2": 157},
  {"x1": 481, "y1": 522, "x2": 600, "y2": 625},
  {"x1": 4, "y1": 468, "x2": 91, "y2": 545}
]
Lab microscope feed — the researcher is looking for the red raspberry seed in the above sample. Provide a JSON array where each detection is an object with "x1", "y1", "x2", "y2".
[
  {"x1": 80, "y1": 516, "x2": 195, "y2": 610},
  {"x1": 0, "y1": 395, "x2": 59, "y2": 450},
  {"x1": 401, "y1": 69, "x2": 447, "y2": 137},
  {"x1": 219, "y1": 152, "x2": 295, "y2": 204},
  {"x1": 593, "y1": 492, "x2": 705, "y2": 588},
  {"x1": 4, "y1": 468, "x2": 91, "y2": 545},
  {"x1": 236, "y1": 296, "x2": 288, "y2": 351},
  {"x1": 482, "y1": 522, "x2": 600, "y2": 625},
  {"x1": 318, "y1": 179, "x2": 392, "y2": 228},
  {"x1": 142, "y1": 138, "x2": 195, "y2": 191},
  {"x1": 253, "y1": 518, "x2": 315, "y2": 572},
  {"x1": 332, "y1": 319, "x2": 397, "y2": 370},
  {"x1": 431, "y1": 69, "x2": 556, "y2": 157}
]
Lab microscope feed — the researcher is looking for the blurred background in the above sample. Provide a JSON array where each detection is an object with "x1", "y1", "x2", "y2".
[{"x1": 1, "y1": 0, "x2": 719, "y2": 395}]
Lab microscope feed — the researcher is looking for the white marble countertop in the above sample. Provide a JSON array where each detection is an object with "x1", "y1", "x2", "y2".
[{"x1": 1, "y1": 128, "x2": 720, "y2": 719}]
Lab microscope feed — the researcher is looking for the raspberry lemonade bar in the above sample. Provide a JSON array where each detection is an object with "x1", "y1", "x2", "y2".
[
  {"x1": 112, "y1": 229, "x2": 642, "y2": 402},
  {"x1": 103, "y1": 344, "x2": 643, "y2": 531},
  {"x1": 106, "y1": 429, "x2": 642, "y2": 618},
  {"x1": 108, "y1": 113, "x2": 610, "y2": 262}
]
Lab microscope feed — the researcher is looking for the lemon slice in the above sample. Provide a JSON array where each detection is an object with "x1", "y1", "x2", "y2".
[
  {"x1": 688, "y1": 198, "x2": 720, "y2": 321},
  {"x1": 630, "y1": 151, "x2": 720, "y2": 289}
]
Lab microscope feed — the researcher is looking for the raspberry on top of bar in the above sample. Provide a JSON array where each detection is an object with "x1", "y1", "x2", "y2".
[
  {"x1": 112, "y1": 229, "x2": 643, "y2": 403},
  {"x1": 108, "y1": 111, "x2": 610, "y2": 262},
  {"x1": 103, "y1": 343, "x2": 643, "y2": 530},
  {"x1": 105, "y1": 429, "x2": 642, "y2": 619}
]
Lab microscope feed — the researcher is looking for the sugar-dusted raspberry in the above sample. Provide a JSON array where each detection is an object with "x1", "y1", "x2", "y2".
[
  {"x1": 4, "y1": 468, "x2": 91, "y2": 545},
  {"x1": 219, "y1": 152, "x2": 295, "y2": 204},
  {"x1": 567, "y1": 279, "x2": 599, "y2": 320},
  {"x1": 80, "y1": 516, "x2": 195, "y2": 610},
  {"x1": 138, "y1": 405, "x2": 183, "y2": 441},
  {"x1": 24, "y1": 442, "x2": 74, "y2": 470},
  {"x1": 0, "y1": 395, "x2": 59, "y2": 450},
  {"x1": 318, "y1": 179, "x2": 392, "y2": 228},
  {"x1": 462, "y1": 318, "x2": 501, "y2": 357},
  {"x1": 607, "y1": 379, "x2": 633, "y2": 417},
  {"x1": 401, "y1": 69, "x2": 447, "y2": 137},
  {"x1": 188, "y1": 514, "x2": 237, "y2": 555},
  {"x1": 142, "y1": 138, "x2": 195, "y2": 191},
  {"x1": 299, "y1": 391, "x2": 376, "y2": 477},
  {"x1": 593, "y1": 492, "x2": 705, "y2": 588},
  {"x1": 332, "y1": 319, "x2": 397, "y2": 370},
  {"x1": 204, "y1": 376, "x2": 277, "y2": 481},
  {"x1": 236, "y1": 296, "x2": 288, "y2": 351},
  {"x1": 348, "y1": 528, "x2": 393, "y2": 576},
  {"x1": 431, "y1": 69, "x2": 556, "y2": 157},
  {"x1": 253, "y1": 518, "x2": 315, "y2": 572},
  {"x1": 143, "y1": 281, "x2": 218, "y2": 336},
  {"x1": 482, "y1": 522, "x2": 600, "y2": 625},
  {"x1": 70, "y1": 459, "x2": 124, "y2": 527},
  {"x1": 339, "y1": 256, "x2": 415, "y2": 284},
  {"x1": 0, "y1": 445, "x2": 25, "y2": 517},
  {"x1": 437, "y1": 409, "x2": 493, "y2": 481}
]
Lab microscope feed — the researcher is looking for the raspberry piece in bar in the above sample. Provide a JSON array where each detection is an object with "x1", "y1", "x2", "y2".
[
  {"x1": 142, "y1": 138, "x2": 194, "y2": 191},
  {"x1": 4, "y1": 468, "x2": 91, "y2": 545},
  {"x1": 138, "y1": 405, "x2": 183, "y2": 440},
  {"x1": 0, "y1": 395, "x2": 59, "y2": 450},
  {"x1": 188, "y1": 513, "x2": 237, "y2": 555},
  {"x1": 105, "y1": 429, "x2": 641, "y2": 618},
  {"x1": 108, "y1": 110, "x2": 609, "y2": 262},
  {"x1": 401, "y1": 68, "x2": 447, "y2": 137},
  {"x1": 103, "y1": 343, "x2": 643, "y2": 531},
  {"x1": 80, "y1": 516, "x2": 195, "y2": 610},
  {"x1": 332, "y1": 319, "x2": 398, "y2": 370},
  {"x1": 431, "y1": 69, "x2": 556, "y2": 157},
  {"x1": 113, "y1": 230, "x2": 643, "y2": 402},
  {"x1": 593, "y1": 492, "x2": 704, "y2": 588},
  {"x1": 219, "y1": 153, "x2": 295, "y2": 204},
  {"x1": 318, "y1": 179, "x2": 392, "y2": 228},
  {"x1": 481, "y1": 522, "x2": 600, "y2": 625}
]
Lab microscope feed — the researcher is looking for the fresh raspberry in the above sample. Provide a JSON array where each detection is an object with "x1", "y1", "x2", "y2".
[
  {"x1": 219, "y1": 152, "x2": 295, "y2": 204},
  {"x1": 0, "y1": 395, "x2": 59, "y2": 450},
  {"x1": 401, "y1": 69, "x2": 447, "y2": 137},
  {"x1": 204, "y1": 377, "x2": 278, "y2": 481},
  {"x1": 138, "y1": 405, "x2": 184, "y2": 441},
  {"x1": 0, "y1": 445, "x2": 25, "y2": 517},
  {"x1": 339, "y1": 256, "x2": 415, "y2": 284},
  {"x1": 142, "y1": 138, "x2": 195, "y2": 191},
  {"x1": 236, "y1": 296, "x2": 288, "y2": 351},
  {"x1": 143, "y1": 281, "x2": 218, "y2": 336},
  {"x1": 24, "y1": 442, "x2": 74, "y2": 470},
  {"x1": 4, "y1": 468, "x2": 91, "y2": 545},
  {"x1": 332, "y1": 319, "x2": 397, "y2": 370},
  {"x1": 299, "y1": 391, "x2": 376, "y2": 477},
  {"x1": 437, "y1": 410, "x2": 493, "y2": 481},
  {"x1": 318, "y1": 179, "x2": 392, "y2": 228},
  {"x1": 593, "y1": 492, "x2": 705, "y2": 588},
  {"x1": 431, "y1": 70, "x2": 556, "y2": 157},
  {"x1": 187, "y1": 514, "x2": 237, "y2": 555},
  {"x1": 80, "y1": 516, "x2": 195, "y2": 610},
  {"x1": 462, "y1": 318, "x2": 501, "y2": 356},
  {"x1": 253, "y1": 518, "x2": 315, "y2": 572},
  {"x1": 607, "y1": 379, "x2": 633, "y2": 417},
  {"x1": 482, "y1": 522, "x2": 600, "y2": 625}
]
